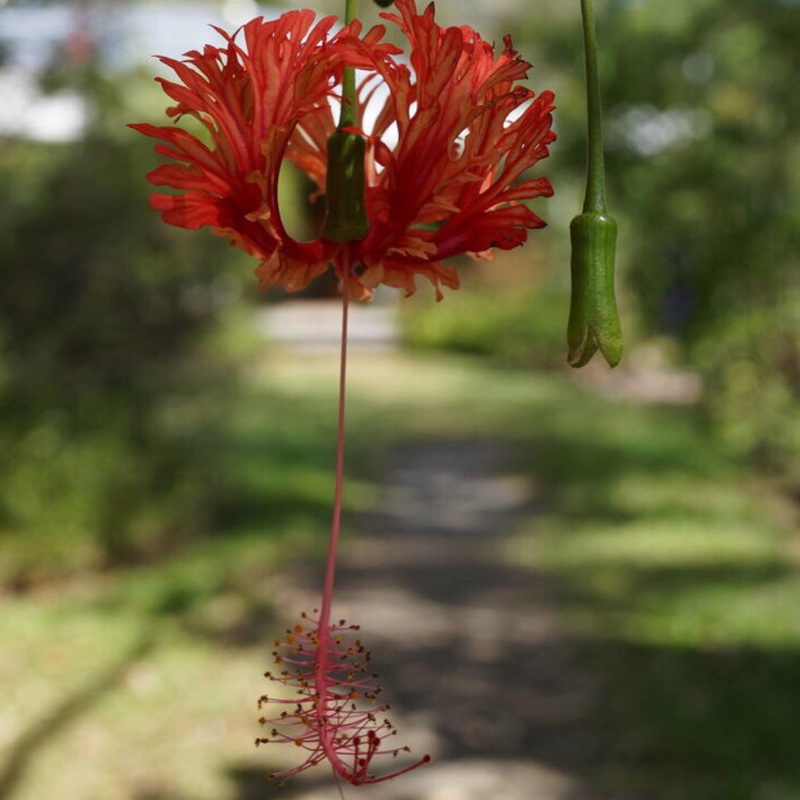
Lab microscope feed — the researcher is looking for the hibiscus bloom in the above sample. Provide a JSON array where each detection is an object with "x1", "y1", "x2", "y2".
[
  {"x1": 130, "y1": 0, "x2": 555, "y2": 300},
  {"x1": 132, "y1": 1, "x2": 556, "y2": 785}
]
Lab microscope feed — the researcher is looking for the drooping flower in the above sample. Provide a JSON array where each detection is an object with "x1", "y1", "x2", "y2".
[
  {"x1": 256, "y1": 611, "x2": 429, "y2": 785},
  {"x1": 130, "y1": 0, "x2": 555, "y2": 300},
  {"x1": 132, "y1": 0, "x2": 556, "y2": 786}
]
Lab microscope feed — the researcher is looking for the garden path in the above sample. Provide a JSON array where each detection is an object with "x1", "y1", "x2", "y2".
[{"x1": 253, "y1": 438, "x2": 610, "y2": 800}]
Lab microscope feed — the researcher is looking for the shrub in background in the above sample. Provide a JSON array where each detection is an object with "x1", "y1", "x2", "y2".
[
  {"x1": 0, "y1": 72, "x2": 245, "y2": 583},
  {"x1": 401, "y1": 269, "x2": 569, "y2": 371}
]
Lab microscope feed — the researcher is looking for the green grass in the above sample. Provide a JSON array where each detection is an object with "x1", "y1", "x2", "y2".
[
  {"x1": 503, "y1": 376, "x2": 800, "y2": 799},
  {"x1": 2, "y1": 349, "x2": 798, "y2": 800}
]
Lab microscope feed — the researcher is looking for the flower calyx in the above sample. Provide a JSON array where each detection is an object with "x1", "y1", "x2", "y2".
[{"x1": 322, "y1": 129, "x2": 370, "y2": 243}]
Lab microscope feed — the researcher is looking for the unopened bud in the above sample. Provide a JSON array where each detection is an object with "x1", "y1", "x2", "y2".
[{"x1": 567, "y1": 212, "x2": 623, "y2": 368}]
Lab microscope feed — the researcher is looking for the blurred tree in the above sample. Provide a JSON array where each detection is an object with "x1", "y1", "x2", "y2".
[
  {"x1": 516, "y1": 0, "x2": 800, "y2": 483},
  {"x1": 0, "y1": 61, "x2": 246, "y2": 578}
]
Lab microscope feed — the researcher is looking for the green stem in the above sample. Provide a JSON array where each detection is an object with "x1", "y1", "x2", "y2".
[
  {"x1": 580, "y1": 0, "x2": 606, "y2": 214},
  {"x1": 338, "y1": 0, "x2": 359, "y2": 129},
  {"x1": 323, "y1": 0, "x2": 368, "y2": 241}
]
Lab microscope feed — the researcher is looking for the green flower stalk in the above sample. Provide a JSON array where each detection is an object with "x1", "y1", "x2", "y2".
[
  {"x1": 567, "y1": 0, "x2": 623, "y2": 368},
  {"x1": 322, "y1": 0, "x2": 370, "y2": 242}
]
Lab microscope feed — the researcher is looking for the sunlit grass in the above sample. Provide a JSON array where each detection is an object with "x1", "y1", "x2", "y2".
[
  {"x1": 2, "y1": 348, "x2": 798, "y2": 800},
  {"x1": 494, "y1": 360, "x2": 800, "y2": 800}
]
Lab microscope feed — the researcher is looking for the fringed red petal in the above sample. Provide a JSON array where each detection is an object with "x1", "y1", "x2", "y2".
[{"x1": 131, "y1": 0, "x2": 555, "y2": 300}]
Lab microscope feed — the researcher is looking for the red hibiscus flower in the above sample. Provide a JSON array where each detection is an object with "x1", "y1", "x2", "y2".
[
  {"x1": 130, "y1": 0, "x2": 555, "y2": 300},
  {"x1": 133, "y1": 1, "x2": 556, "y2": 786}
]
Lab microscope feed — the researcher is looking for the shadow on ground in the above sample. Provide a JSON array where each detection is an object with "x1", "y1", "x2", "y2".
[
  {"x1": 226, "y1": 438, "x2": 800, "y2": 800},
  {"x1": 0, "y1": 632, "x2": 154, "y2": 800},
  {"x1": 228, "y1": 441, "x2": 605, "y2": 800},
  {"x1": 9, "y1": 436, "x2": 793, "y2": 800}
]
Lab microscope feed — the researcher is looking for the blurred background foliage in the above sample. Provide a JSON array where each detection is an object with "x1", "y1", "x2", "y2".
[
  {"x1": 407, "y1": 0, "x2": 800, "y2": 482},
  {"x1": 1, "y1": 0, "x2": 796, "y2": 577},
  {"x1": 0, "y1": 57, "x2": 252, "y2": 581},
  {"x1": 1, "y1": 1, "x2": 799, "y2": 799}
]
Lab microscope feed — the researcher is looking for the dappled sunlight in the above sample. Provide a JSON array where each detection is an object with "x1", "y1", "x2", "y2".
[
  {"x1": 3, "y1": 351, "x2": 799, "y2": 800},
  {"x1": 2, "y1": 0, "x2": 798, "y2": 795}
]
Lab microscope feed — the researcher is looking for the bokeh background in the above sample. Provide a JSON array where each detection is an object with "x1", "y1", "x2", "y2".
[{"x1": 1, "y1": 0, "x2": 798, "y2": 799}]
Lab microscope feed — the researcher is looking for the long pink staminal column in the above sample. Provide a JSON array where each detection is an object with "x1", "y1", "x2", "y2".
[
  {"x1": 257, "y1": 259, "x2": 430, "y2": 786},
  {"x1": 318, "y1": 259, "x2": 352, "y2": 635}
]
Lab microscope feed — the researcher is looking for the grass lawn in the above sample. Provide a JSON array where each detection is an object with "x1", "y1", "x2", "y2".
[
  {"x1": 503, "y1": 372, "x2": 800, "y2": 799},
  {"x1": 1, "y1": 348, "x2": 798, "y2": 800}
]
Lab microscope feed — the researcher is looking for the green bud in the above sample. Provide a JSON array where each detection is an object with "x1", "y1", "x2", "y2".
[
  {"x1": 567, "y1": 212, "x2": 623, "y2": 368},
  {"x1": 322, "y1": 130, "x2": 370, "y2": 243}
]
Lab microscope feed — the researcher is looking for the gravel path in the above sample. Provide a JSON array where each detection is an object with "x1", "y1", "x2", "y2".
[{"x1": 278, "y1": 439, "x2": 607, "y2": 800}]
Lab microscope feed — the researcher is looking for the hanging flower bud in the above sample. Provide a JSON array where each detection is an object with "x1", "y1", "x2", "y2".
[
  {"x1": 567, "y1": 211, "x2": 623, "y2": 367},
  {"x1": 372, "y1": 0, "x2": 396, "y2": 6},
  {"x1": 568, "y1": 0, "x2": 623, "y2": 367}
]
